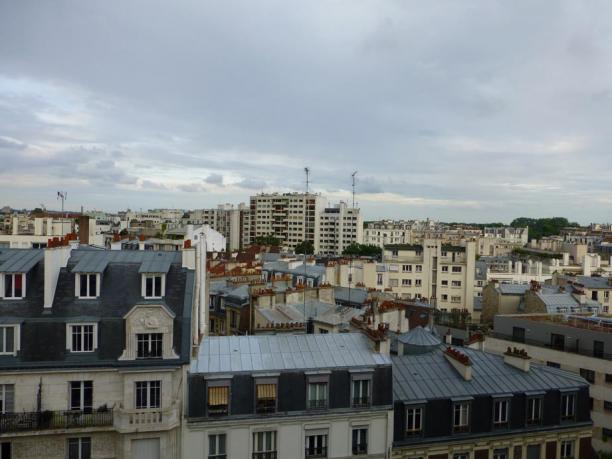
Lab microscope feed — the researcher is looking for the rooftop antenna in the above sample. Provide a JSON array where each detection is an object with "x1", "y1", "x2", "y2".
[
  {"x1": 304, "y1": 167, "x2": 310, "y2": 194},
  {"x1": 304, "y1": 166, "x2": 310, "y2": 331},
  {"x1": 351, "y1": 170, "x2": 358, "y2": 208},
  {"x1": 57, "y1": 191, "x2": 67, "y2": 216}
]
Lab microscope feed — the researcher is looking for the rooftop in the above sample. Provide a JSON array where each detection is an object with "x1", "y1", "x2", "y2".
[{"x1": 191, "y1": 333, "x2": 391, "y2": 374}]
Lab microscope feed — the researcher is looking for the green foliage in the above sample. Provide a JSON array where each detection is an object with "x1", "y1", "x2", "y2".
[
  {"x1": 510, "y1": 217, "x2": 580, "y2": 241},
  {"x1": 343, "y1": 243, "x2": 382, "y2": 257},
  {"x1": 254, "y1": 234, "x2": 281, "y2": 246},
  {"x1": 295, "y1": 240, "x2": 314, "y2": 255},
  {"x1": 512, "y1": 248, "x2": 563, "y2": 259}
]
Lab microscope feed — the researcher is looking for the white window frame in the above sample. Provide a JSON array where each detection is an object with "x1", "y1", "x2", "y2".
[
  {"x1": 142, "y1": 274, "x2": 165, "y2": 299},
  {"x1": 307, "y1": 377, "x2": 329, "y2": 410},
  {"x1": 66, "y1": 323, "x2": 98, "y2": 353},
  {"x1": 208, "y1": 433, "x2": 227, "y2": 459},
  {"x1": 67, "y1": 437, "x2": 91, "y2": 459},
  {"x1": 351, "y1": 373, "x2": 373, "y2": 408},
  {"x1": 493, "y1": 449, "x2": 508, "y2": 459},
  {"x1": 405, "y1": 406, "x2": 423, "y2": 435},
  {"x1": 493, "y1": 399, "x2": 510, "y2": 427},
  {"x1": 305, "y1": 430, "x2": 328, "y2": 458},
  {"x1": 561, "y1": 393, "x2": 576, "y2": 420},
  {"x1": 0, "y1": 384, "x2": 15, "y2": 414},
  {"x1": 69, "y1": 380, "x2": 93, "y2": 412},
  {"x1": 136, "y1": 333, "x2": 163, "y2": 359},
  {"x1": 453, "y1": 401, "x2": 470, "y2": 432},
  {"x1": 2, "y1": 273, "x2": 26, "y2": 299},
  {"x1": 560, "y1": 440, "x2": 574, "y2": 459},
  {"x1": 527, "y1": 397, "x2": 542, "y2": 424},
  {"x1": 0, "y1": 325, "x2": 18, "y2": 356},
  {"x1": 135, "y1": 380, "x2": 161, "y2": 409},
  {"x1": 253, "y1": 431, "x2": 276, "y2": 454},
  {"x1": 75, "y1": 273, "x2": 99, "y2": 299}
]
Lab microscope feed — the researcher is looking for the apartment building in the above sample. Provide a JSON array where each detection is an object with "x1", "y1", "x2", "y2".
[
  {"x1": 382, "y1": 240, "x2": 476, "y2": 313},
  {"x1": 183, "y1": 333, "x2": 393, "y2": 459},
  {"x1": 487, "y1": 314, "x2": 611, "y2": 453},
  {"x1": 185, "y1": 204, "x2": 250, "y2": 251},
  {"x1": 391, "y1": 329, "x2": 593, "y2": 459},
  {"x1": 553, "y1": 274, "x2": 612, "y2": 313},
  {"x1": 363, "y1": 221, "x2": 416, "y2": 248},
  {"x1": 0, "y1": 245, "x2": 204, "y2": 459},
  {"x1": 483, "y1": 226, "x2": 529, "y2": 245},
  {"x1": 0, "y1": 216, "x2": 76, "y2": 249},
  {"x1": 318, "y1": 202, "x2": 363, "y2": 256}
]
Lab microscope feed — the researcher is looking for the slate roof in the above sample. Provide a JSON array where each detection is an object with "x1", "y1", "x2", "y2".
[
  {"x1": 397, "y1": 326, "x2": 441, "y2": 346},
  {"x1": 536, "y1": 291, "x2": 600, "y2": 313},
  {"x1": 191, "y1": 333, "x2": 391, "y2": 374},
  {"x1": 566, "y1": 275, "x2": 612, "y2": 290},
  {"x1": 497, "y1": 284, "x2": 531, "y2": 295},
  {"x1": 0, "y1": 249, "x2": 43, "y2": 273},
  {"x1": 392, "y1": 346, "x2": 588, "y2": 401},
  {"x1": 263, "y1": 261, "x2": 326, "y2": 279},
  {"x1": 334, "y1": 286, "x2": 368, "y2": 304}
]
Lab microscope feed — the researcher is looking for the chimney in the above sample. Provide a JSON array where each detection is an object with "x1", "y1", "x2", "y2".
[
  {"x1": 444, "y1": 347, "x2": 472, "y2": 381},
  {"x1": 78, "y1": 216, "x2": 90, "y2": 245},
  {"x1": 44, "y1": 244, "x2": 72, "y2": 308},
  {"x1": 503, "y1": 347, "x2": 531, "y2": 372},
  {"x1": 444, "y1": 328, "x2": 453, "y2": 344}
]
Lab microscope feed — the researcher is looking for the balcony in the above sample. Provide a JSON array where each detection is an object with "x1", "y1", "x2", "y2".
[
  {"x1": 305, "y1": 447, "x2": 328, "y2": 458},
  {"x1": 351, "y1": 397, "x2": 370, "y2": 408},
  {"x1": 0, "y1": 409, "x2": 113, "y2": 434},
  {"x1": 352, "y1": 443, "x2": 368, "y2": 455},
  {"x1": 253, "y1": 452, "x2": 277, "y2": 459},
  {"x1": 114, "y1": 406, "x2": 180, "y2": 433},
  {"x1": 308, "y1": 399, "x2": 327, "y2": 410}
]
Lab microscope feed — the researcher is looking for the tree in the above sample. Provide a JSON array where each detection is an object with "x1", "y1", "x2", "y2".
[
  {"x1": 510, "y1": 217, "x2": 580, "y2": 241},
  {"x1": 343, "y1": 243, "x2": 382, "y2": 258},
  {"x1": 295, "y1": 240, "x2": 314, "y2": 255},
  {"x1": 254, "y1": 234, "x2": 281, "y2": 246}
]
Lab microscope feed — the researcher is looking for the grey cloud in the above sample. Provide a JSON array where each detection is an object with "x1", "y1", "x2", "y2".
[
  {"x1": 204, "y1": 173, "x2": 224, "y2": 186},
  {"x1": 0, "y1": 136, "x2": 26, "y2": 149}
]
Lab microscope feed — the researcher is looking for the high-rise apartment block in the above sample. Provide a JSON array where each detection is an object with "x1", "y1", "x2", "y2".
[{"x1": 185, "y1": 204, "x2": 250, "y2": 251}]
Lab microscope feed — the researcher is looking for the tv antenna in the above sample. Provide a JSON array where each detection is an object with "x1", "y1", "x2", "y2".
[
  {"x1": 304, "y1": 167, "x2": 310, "y2": 194},
  {"x1": 351, "y1": 170, "x2": 358, "y2": 208},
  {"x1": 57, "y1": 191, "x2": 67, "y2": 215}
]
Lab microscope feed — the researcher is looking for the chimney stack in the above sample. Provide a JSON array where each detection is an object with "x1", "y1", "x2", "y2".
[{"x1": 503, "y1": 347, "x2": 531, "y2": 372}]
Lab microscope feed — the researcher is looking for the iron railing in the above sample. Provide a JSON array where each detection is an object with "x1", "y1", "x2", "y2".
[{"x1": 0, "y1": 409, "x2": 113, "y2": 433}]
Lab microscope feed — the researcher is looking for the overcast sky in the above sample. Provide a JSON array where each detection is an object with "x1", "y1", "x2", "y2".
[{"x1": 1, "y1": 1, "x2": 611, "y2": 223}]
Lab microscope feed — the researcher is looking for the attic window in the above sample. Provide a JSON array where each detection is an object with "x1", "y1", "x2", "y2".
[
  {"x1": 77, "y1": 273, "x2": 98, "y2": 299},
  {"x1": 143, "y1": 274, "x2": 164, "y2": 299},
  {"x1": 3, "y1": 273, "x2": 25, "y2": 299}
]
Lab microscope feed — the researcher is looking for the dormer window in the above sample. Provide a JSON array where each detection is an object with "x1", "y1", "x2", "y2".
[
  {"x1": 3, "y1": 273, "x2": 25, "y2": 299},
  {"x1": 77, "y1": 273, "x2": 98, "y2": 299},
  {"x1": 136, "y1": 333, "x2": 162, "y2": 359},
  {"x1": 143, "y1": 274, "x2": 164, "y2": 299},
  {"x1": 67, "y1": 323, "x2": 97, "y2": 353}
]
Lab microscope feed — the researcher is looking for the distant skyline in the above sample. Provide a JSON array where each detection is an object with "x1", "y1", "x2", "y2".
[{"x1": 2, "y1": 1, "x2": 612, "y2": 223}]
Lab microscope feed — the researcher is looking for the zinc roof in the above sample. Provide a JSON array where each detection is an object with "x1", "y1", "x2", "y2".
[
  {"x1": 191, "y1": 332, "x2": 391, "y2": 374},
  {"x1": 497, "y1": 284, "x2": 530, "y2": 295},
  {"x1": 392, "y1": 347, "x2": 587, "y2": 401},
  {"x1": 138, "y1": 256, "x2": 173, "y2": 274},
  {"x1": 397, "y1": 326, "x2": 441, "y2": 346},
  {"x1": 0, "y1": 249, "x2": 43, "y2": 273}
]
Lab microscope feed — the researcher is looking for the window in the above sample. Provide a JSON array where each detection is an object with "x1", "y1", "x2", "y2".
[
  {"x1": 136, "y1": 333, "x2": 162, "y2": 358},
  {"x1": 391, "y1": 250, "x2": 398, "y2": 258},
  {"x1": 606, "y1": 374, "x2": 612, "y2": 384},
  {"x1": 253, "y1": 431, "x2": 276, "y2": 459},
  {"x1": 68, "y1": 438, "x2": 91, "y2": 459},
  {"x1": 442, "y1": 266, "x2": 449, "y2": 272},
  {"x1": 526, "y1": 397, "x2": 542, "y2": 425},
  {"x1": 0, "y1": 385, "x2": 14, "y2": 414},
  {"x1": 415, "y1": 265, "x2": 422, "y2": 272},
  {"x1": 451, "y1": 296, "x2": 461, "y2": 303},
  {"x1": 453, "y1": 453, "x2": 469, "y2": 459},
  {"x1": 3, "y1": 274, "x2": 24, "y2": 299},
  {"x1": 207, "y1": 385, "x2": 229, "y2": 415},
  {"x1": 512, "y1": 327, "x2": 525, "y2": 343},
  {"x1": 402, "y1": 279, "x2": 412, "y2": 286},
  {"x1": 135, "y1": 381, "x2": 161, "y2": 409},
  {"x1": 377, "y1": 274, "x2": 383, "y2": 286},
  {"x1": 406, "y1": 406, "x2": 423, "y2": 435},
  {"x1": 1, "y1": 442, "x2": 10, "y2": 459},
  {"x1": 352, "y1": 377, "x2": 370, "y2": 407},
  {"x1": 415, "y1": 279, "x2": 422, "y2": 287},
  {"x1": 494, "y1": 449, "x2": 508, "y2": 459},
  {"x1": 441, "y1": 280, "x2": 449, "y2": 286},
  {"x1": 352, "y1": 428, "x2": 368, "y2": 455},
  {"x1": 441, "y1": 294, "x2": 448, "y2": 301},
  {"x1": 230, "y1": 310, "x2": 238, "y2": 329},
  {"x1": 78, "y1": 274, "x2": 97, "y2": 298},
  {"x1": 493, "y1": 399, "x2": 510, "y2": 428},
  {"x1": 580, "y1": 368, "x2": 595, "y2": 384},
  {"x1": 452, "y1": 266, "x2": 462, "y2": 273},
  {"x1": 144, "y1": 274, "x2": 163, "y2": 298},
  {"x1": 594, "y1": 340, "x2": 604, "y2": 358},
  {"x1": 69, "y1": 324, "x2": 95, "y2": 352},
  {"x1": 603, "y1": 401, "x2": 612, "y2": 411},
  {"x1": 305, "y1": 432, "x2": 327, "y2": 458},
  {"x1": 560, "y1": 440, "x2": 574, "y2": 459},
  {"x1": 0, "y1": 326, "x2": 15, "y2": 355},
  {"x1": 308, "y1": 381, "x2": 328, "y2": 409},
  {"x1": 255, "y1": 382, "x2": 276, "y2": 414},
  {"x1": 209, "y1": 434, "x2": 227, "y2": 459},
  {"x1": 69, "y1": 381, "x2": 92, "y2": 413},
  {"x1": 551, "y1": 333, "x2": 565, "y2": 351},
  {"x1": 453, "y1": 402, "x2": 470, "y2": 433},
  {"x1": 451, "y1": 281, "x2": 462, "y2": 287},
  {"x1": 402, "y1": 265, "x2": 412, "y2": 272},
  {"x1": 561, "y1": 393, "x2": 575, "y2": 420}
]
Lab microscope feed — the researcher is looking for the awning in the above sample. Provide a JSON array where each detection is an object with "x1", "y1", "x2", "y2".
[
  {"x1": 208, "y1": 386, "x2": 228, "y2": 406},
  {"x1": 256, "y1": 384, "x2": 276, "y2": 400}
]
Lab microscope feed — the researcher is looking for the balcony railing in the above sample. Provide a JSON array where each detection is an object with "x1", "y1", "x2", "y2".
[
  {"x1": 252, "y1": 452, "x2": 277, "y2": 459},
  {"x1": 114, "y1": 406, "x2": 180, "y2": 433},
  {"x1": 352, "y1": 443, "x2": 368, "y2": 455},
  {"x1": 351, "y1": 397, "x2": 370, "y2": 408},
  {"x1": 305, "y1": 447, "x2": 328, "y2": 458},
  {"x1": 308, "y1": 399, "x2": 327, "y2": 410},
  {"x1": 0, "y1": 409, "x2": 113, "y2": 433}
]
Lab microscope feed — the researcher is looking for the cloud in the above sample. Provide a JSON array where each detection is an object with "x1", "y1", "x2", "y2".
[
  {"x1": 204, "y1": 173, "x2": 224, "y2": 186},
  {"x1": 0, "y1": 136, "x2": 26, "y2": 149}
]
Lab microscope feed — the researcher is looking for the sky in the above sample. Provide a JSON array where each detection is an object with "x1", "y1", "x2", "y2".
[{"x1": 1, "y1": 1, "x2": 612, "y2": 224}]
